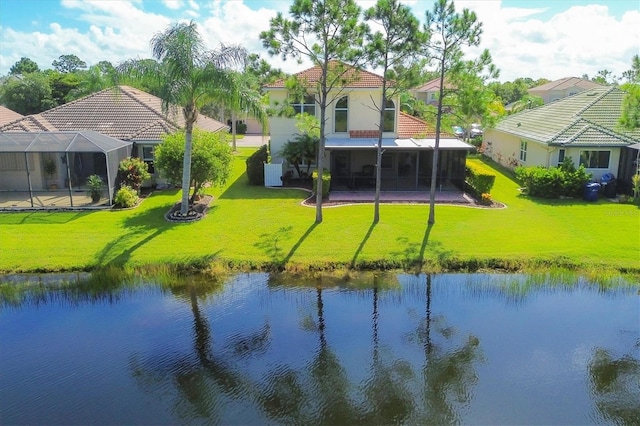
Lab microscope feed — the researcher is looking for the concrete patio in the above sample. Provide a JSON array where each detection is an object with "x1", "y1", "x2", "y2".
[
  {"x1": 0, "y1": 191, "x2": 109, "y2": 210},
  {"x1": 328, "y1": 190, "x2": 474, "y2": 204}
]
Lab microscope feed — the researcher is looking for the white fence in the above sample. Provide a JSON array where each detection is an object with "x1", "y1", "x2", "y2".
[{"x1": 264, "y1": 163, "x2": 283, "y2": 187}]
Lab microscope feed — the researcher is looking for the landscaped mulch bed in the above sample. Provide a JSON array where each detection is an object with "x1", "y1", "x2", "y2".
[{"x1": 165, "y1": 195, "x2": 214, "y2": 223}]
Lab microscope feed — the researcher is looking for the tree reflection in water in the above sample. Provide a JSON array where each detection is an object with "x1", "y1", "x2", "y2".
[
  {"x1": 588, "y1": 346, "x2": 640, "y2": 424},
  {"x1": 129, "y1": 274, "x2": 271, "y2": 424}
]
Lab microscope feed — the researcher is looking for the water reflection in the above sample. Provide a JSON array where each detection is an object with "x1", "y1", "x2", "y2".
[{"x1": 0, "y1": 271, "x2": 637, "y2": 425}]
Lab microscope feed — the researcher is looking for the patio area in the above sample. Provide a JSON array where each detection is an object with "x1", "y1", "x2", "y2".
[
  {"x1": 327, "y1": 190, "x2": 475, "y2": 204},
  {"x1": 0, "y1": 191, "x2": 109, "y2": 210}
]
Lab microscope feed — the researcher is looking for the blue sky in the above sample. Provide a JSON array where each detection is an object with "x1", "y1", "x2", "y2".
[{"x1": 0, "y1": 0, "x2": 638, "y2": 81}]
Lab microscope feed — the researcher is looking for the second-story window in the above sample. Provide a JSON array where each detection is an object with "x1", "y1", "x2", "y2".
[
  {"x1": 334, "y1": 96, "x2": 348, "y2": 133},
  {"x1": 383, "y1": 99, "x2": 395, "y2": 132},
  {"x1": 291, "y1": 94, "x2": 316, "y2": 116}
]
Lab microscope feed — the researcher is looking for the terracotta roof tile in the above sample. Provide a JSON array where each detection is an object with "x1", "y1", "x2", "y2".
[
  {"x1": 0, "y1": 85, "x2": 227, "y2": 141},
  {"x1": 265, "y1": 61, "x2": 387, "y2": 89},
  {"x1": 398, "y1": 112, "x2": 447, "y2": 138},
  {"x1": 0, "y1": 106, "x2": 23, "y2": 126}
]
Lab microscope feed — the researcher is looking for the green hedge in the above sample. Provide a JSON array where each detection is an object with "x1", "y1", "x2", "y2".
[
  {"x1": 312, "y1": 170, "x2": 331, "y2": 199},
  {"x1": 245, "y1": 144, "x2": 268, "y2": 185},
  {"x1": 515, "y1": 159, "x2": 591, "y2": 198},
  {"x1": 466, "y1": 162, "x2": 496, "y2": 195}
]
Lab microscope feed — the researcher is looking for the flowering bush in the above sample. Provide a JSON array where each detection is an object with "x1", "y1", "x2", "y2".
[
  {"x1": 480, "y1": 193, "x2": 492, "y2": 205},
  {"x1": 117, "y1": 157, "x2": 150, "y2": 193}
]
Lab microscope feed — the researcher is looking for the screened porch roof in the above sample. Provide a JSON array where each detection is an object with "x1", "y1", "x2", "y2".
[
  {"x1": 0, "y1": 130, "x2": 132, "y2": 153},
  {"x1": 326, "y1": 137, "x2": 473, "y2": 150}
]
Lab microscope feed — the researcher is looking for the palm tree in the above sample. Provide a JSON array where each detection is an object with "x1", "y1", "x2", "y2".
[{"x1": 120, "y1": 21, "x2": 251, "y2": 216}]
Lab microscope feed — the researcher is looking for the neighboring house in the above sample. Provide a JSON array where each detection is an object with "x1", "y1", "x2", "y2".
[
  {"x1": 264, "y1": 62, "x2": 472, "y2": 192},
  {"x1": 411, "y1": 77, "x2": 455, "y2": 106},
  {"x1": 528, "y1": 77, "x2": 603, "y2": 104},
  {"x1": 483, "y1": 86, "x2": 640, "y2": 192},
  {"x1": 0, "y1": 85, "x2": 228, "y2": 183},
  {"x1": 0, "y1": 106, "x2": 23, "y2": 126}
]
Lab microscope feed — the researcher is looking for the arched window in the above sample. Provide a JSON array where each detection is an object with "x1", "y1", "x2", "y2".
[
  {"x1": 383, "y1": 99, "x2": 395, "y2": 132},
  {"x1": 334, "y1": 96, "x2": 348, "y2": 133}
]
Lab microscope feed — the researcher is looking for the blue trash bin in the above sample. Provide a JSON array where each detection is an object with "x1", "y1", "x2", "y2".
[{"x1": 584, "y1": 182, "x2": 601, "y2": 201}]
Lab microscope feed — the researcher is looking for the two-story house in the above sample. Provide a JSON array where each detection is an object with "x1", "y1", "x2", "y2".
[{"x1": 264, "y1": 62, "x2": 473, "y2": 193}]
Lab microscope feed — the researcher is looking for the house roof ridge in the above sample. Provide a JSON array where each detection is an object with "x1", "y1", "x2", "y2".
[
  {"x1": 128, "y1": 119, "x2": 177, "y2": 139},
  {"x1": 115, "y1": 86, "x2": 182, "y2": 128},
  {"x1": 574, "y1": 86, "x2": 617, "y2": 116}
]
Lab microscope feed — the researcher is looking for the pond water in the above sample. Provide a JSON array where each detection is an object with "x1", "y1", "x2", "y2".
[{"x1": 0, "y1": 272, "x2": 638, "y2": 425}]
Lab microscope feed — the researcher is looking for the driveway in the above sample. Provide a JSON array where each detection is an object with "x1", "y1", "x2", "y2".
[{"x1": 231, "y1": 133, "x2": 268, "y2": 147}]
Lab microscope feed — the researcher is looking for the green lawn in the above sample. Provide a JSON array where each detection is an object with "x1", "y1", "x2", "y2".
[{"x1": 1, "y1": 149, "x2": 638, "y2": 274}]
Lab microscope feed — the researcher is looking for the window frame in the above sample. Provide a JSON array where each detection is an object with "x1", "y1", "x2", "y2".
[
  {"x1": 579, "y1": 150, "x2": 611, "y2": 169},
  {"x1": 291, "y1": 94, "x2": 316, "y2": 116},
  {"x1": 519, "y1": 140, "x2": 527, "y2": 162},
  {"x1": 334, "y1": 96, "x2": 348, "y2": 133},
  {"x1": 383, "y1": 99, "x2": 395, "y2": 132}
]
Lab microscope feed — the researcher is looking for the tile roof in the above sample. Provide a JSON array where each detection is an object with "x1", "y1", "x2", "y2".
[
  {"x1": 397, "y1": 112, "x2": 454, "y2": 138},
  {"x1": 412, "y1": 77, "x2": 454, "y2": 92},
  {"x1": 528, "y1": 77, "x2": 603, "y2": 92},
  {"x1": 494, "y1": 86, "x2": 640, "y2": 146},
  {"x1": 0, "y1": 85, "x2": 227, "y2": 141},
  {"x1": 0, "y1": 106, "x2": 23, "y2": 126},
  {"x1": 264, "y1": 61, "x2": 387, "y2": 89}
]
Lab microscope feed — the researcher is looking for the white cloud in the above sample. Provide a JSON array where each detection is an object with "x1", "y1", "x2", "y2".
[
  {"x1": 163, "y1": 0, "x2": 183, "y2": 10},
  {"x1": 0, "y1": 0, "x2": 638, "y2": 82}
]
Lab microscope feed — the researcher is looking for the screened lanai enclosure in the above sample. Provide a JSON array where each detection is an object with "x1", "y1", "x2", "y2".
[
  {"x1": 0, "y1": 131, "x2": 132, "y2": 209},
  {"x1": 327, "y1": 137, "x2": 473, "y2": 192}
]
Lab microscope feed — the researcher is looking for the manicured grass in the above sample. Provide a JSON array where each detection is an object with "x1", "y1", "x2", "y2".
[{"x1": 0, "y1": 150, "x2": 638, "y2": 274}]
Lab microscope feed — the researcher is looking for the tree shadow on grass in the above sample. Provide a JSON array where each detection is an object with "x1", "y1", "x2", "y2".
[
  {"x1": 392, "y1": 223, "x2": 455, "y2": 272},
  {"x1": 254, "y1": 223, "x2": 318, "y2": 269},
  {"x1": 95, "y1": 204, "x2": 173, "y2": 267},
  {"x1": 350, "y1": 222, "x2": 377, "y2": 268},
  {"x1": 0, "y1": 211, "x2": 88, "y2": 225}
]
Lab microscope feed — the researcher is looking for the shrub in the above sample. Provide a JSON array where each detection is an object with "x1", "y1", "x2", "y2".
[
  {"x1": 155, "y1": 129, "x2": 232, "y2": 203},
  {"x1": 466, "y1": 162, "x2": 496, "y2": 195},
  {"x1": 114, "y1": 185, "x2": 139, "y2": 208},
  {"x1": 117, "y1": 157, "x2": 150, "y2": 192},
  {"x1": 515, "y1": 157, "x2": 591, "y2": 198},
  {"x1": 312, "y1": 170, "x2": 331, "y2": 199},
  {"x1": 480, "y1": 193, "x2": 492, "y2": 205},
  {"x1": 246, "y1": 144, "x2": 268, "y2": 185}
]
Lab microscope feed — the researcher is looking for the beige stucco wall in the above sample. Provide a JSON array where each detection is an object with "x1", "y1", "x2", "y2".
[
  {"x1": 267, "y1": 87, "x2": 398, "y2": 164},
  {"x1": 483, "y1": 128, "x2": 621, "y2": 179}
]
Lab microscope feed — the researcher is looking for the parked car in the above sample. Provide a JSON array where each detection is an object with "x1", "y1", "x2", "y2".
[
  {"x1": 452, "y1": 125, "x2": 465, "y2": 138},
  {"x1": 470, "y1": 123, "x2": 483, "y2": 138}
]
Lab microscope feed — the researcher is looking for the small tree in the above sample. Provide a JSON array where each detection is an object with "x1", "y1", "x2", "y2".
[
  {"x1": 117, "y1": 157, "x2": 151, "y2": 193},
  {"x1": 155, "y1": 129, "x2": 233, "y2": 204},
  {"x1": 280, "y1": 133, "x2": 318, "y2": 178}
]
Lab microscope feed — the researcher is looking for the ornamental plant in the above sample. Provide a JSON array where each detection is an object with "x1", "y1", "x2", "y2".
[{"x1": 117, "y1": 157, "x2": 150, "y2": 193}]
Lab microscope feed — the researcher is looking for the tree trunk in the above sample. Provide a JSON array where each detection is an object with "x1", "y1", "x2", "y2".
[
  {"x1": 231, "y1": 111, "x2": 237, "y2": 152},
  {"x1": 181, "y1": 126, "x2": 193, "y2": 216},
  {"x1": 428, "y1": 60, "x2": 446, "y2": 224}
]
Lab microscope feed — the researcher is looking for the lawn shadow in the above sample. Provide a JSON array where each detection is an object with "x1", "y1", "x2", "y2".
[
  {"x1": 350, "y1": 221, "x2": 376, "y2": 268},
  {"x1": 254, "y1": 223, "x2": 318, "y2": 268},
  {"x1": 1, "y1": 211, "x2": 88, "y2": 225},
  {"x1": 254, "y1": 226, "x2": 294, "y2": 266},
  {"x1": 392, "y1": 223, "x2": 455, "y2": 272},
  {"x1": 517, "y1": 194, "x2": 623, "y2": 207},
  {"x1": 95, "y1": 204, "x2": 172, "y2": 266},
  {"x1": 282, "y1": 223, "x2": 317, "y2": 266}
]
